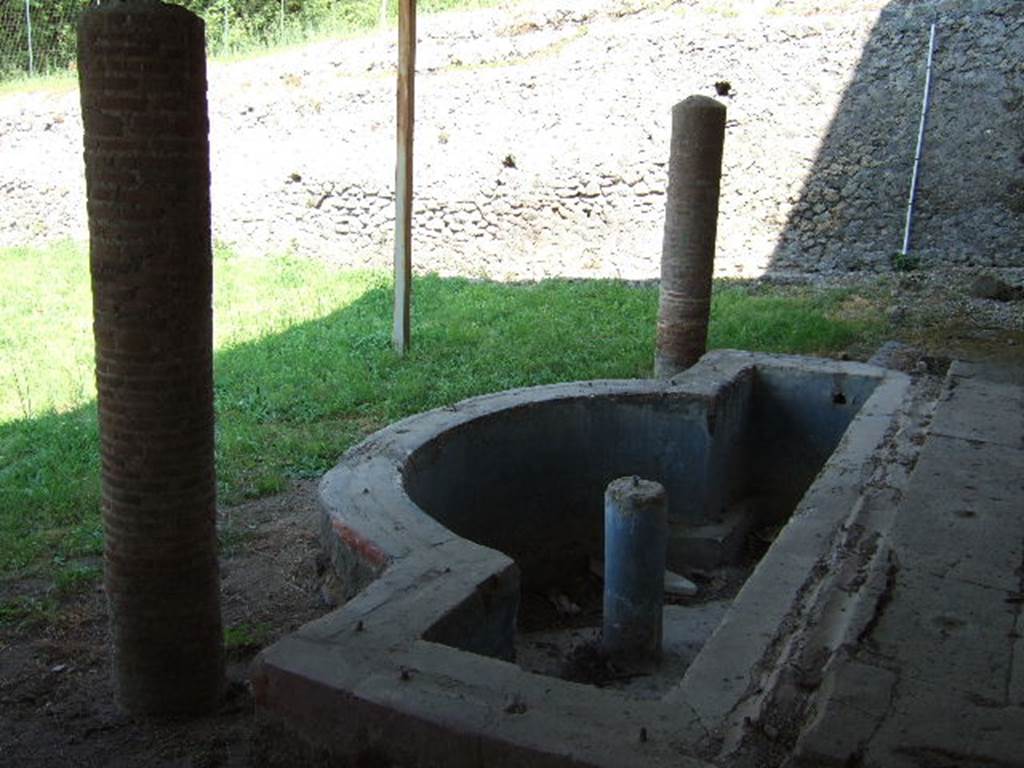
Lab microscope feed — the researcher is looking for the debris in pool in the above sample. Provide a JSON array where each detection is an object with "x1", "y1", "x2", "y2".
[
  {"x1": 562, "y1": 639, "x2": 647, "y2": 687},
  {"x1": 664, "y1": 570, "x2": 699, "y2": 598},
  {"x1": 587, "y1": 556, "x2": 699, "y2": 598},
  {"x1": 546, "y1": 591, "x2": 581, "y2": 616}
]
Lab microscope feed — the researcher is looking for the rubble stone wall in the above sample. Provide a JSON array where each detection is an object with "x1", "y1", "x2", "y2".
[{"x1": 1, "y1": 0, "x2": 1021, "y2": 279}]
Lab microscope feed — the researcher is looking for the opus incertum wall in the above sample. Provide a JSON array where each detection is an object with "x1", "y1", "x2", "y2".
[
  {"x1": 252, "y1": 351, "x2": 911, "y2": 767},
  {"x1": 5, "y1": 1, "x2": 1022, "y2": 279}
]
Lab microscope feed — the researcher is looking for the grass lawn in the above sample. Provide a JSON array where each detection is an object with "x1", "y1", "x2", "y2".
[{"x1": 0, "y1": 240, "x2": 884, "y2": 586}]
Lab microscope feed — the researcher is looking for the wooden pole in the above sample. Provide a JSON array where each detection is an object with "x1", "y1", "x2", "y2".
[{"x1": 393, "y1": 0, "x2": 415, "y2": 354}]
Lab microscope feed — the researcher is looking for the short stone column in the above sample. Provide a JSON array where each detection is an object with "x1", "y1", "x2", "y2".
[
  {"x1": 655, "y1": 95, "x2": 727, "y2": 378},
  {"x1": 78, "y1": 0, "x2": 223, "y2": 715},
  {"x1": 603, "y1": 476, "x2": 668, "y2": 668}
]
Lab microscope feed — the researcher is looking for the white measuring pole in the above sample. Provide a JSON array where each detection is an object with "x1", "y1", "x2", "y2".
[
  {"x1": 901, "y1": 22, "x2": 937, "y2": 256},
  {"x1": 24, "y1": 0, "x2": 34, "y2": 76}
]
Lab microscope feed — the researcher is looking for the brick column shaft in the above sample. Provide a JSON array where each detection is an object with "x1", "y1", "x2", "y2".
[
  {"x1": 78, "y1": 0, "x2": 223, "y2": 715},
  {"x1": 655, "y1": 95, "x2": 726, "y2": 378}
]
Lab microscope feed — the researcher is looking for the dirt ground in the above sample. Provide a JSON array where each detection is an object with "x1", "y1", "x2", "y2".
[{"x1": 0, "y1": 481, "x2": 329, "y2": 768}]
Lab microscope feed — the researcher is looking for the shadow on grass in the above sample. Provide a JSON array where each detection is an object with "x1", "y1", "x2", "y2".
[{"x1": 0, "y1": 273, "x2": 874, "y2": 578}]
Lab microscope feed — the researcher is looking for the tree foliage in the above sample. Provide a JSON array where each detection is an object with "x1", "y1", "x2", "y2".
[
  {"x1": 3, "y1": 1, "x2": 496, "y2": 79},
  {"x1": 1, "y1": 0, "x2": 82, "y2": 76}
]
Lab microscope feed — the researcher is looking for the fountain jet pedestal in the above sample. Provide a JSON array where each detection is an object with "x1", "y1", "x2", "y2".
[{"x1": 602, "y1": 476, "x2": 668, "y2": 668}]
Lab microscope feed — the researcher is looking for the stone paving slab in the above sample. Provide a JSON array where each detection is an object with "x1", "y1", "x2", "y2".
[
  {"x1": 859, "y1": 567, "x2": 1017, "y2": 702},
  {"x1": 946, "y1": 359, "x2": 1024, "y2": 388},
  {"x1": 792, "y1": 363, "x2": 1024, "y2": 767},
  {"x1": 800, "y1": 664, "x2": 1024, "y2": 768},
  {"x1": 1014, "y1": 607, "x2": 1024, "y2": 708},
  {"x1": 861, "y1": 679, "x2": 997, "y2": 768},
  {"x1": 968, "y1": 705, "x2": 1024, "y2": 765},
  {"x1": 889, "y1": 434, "x2": 1024, "y2": 592},
  {"x1": 794, "y1": 657, "x2": 898, "y2": 764},
  {"x1": 930, "y1": 365, "x2": 1024, "y2": 448}
]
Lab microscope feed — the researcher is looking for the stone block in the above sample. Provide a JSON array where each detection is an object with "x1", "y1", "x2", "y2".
[
  {"x1": 863, "y1": 680, "x2": 983, "y2": 768},
  {"x1": 792, "y1": 658, "x2": 897, "y2": 766},
  {"x1": 860, "y1": 569, "x2": 1017, "y2": 701},
  {"x1": 890, "y1": 434, "x2": 1024, "y2": 592},
  {"x1": 931, "y1": 375, "x2": 1024, "y2": 448}
]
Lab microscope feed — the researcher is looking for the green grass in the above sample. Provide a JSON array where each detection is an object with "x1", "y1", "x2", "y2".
[
  {"x1": 0, "y1": 241, "x2": 883, "y2": 579},
  {"x1": 204, "y1": 0, "x2": 508, "y2": 63},
  {"x1": 224, "y1": 621, "x2": 273, "y2": 653},
  {"x1": 0, "y1": 70, "x2": 78, "y2": 97},
  {"x1": 708, "y1": 283, "x2": 868, "y2": 352},
  {"x1": 0, "y1": 594, "x2": 58, "y2": 629},
  {"x1": 52, "y1": 558, "x2": 102, "y2": 596}
]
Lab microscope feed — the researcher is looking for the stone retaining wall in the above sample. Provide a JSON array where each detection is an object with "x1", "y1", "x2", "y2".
[{"x1": 1, "y1": 0, "x2": 1021, "y2": 279}]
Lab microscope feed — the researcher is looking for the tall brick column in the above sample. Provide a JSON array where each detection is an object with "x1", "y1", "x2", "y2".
[
  {"x1": 78, "y1": 0, "x2": 223, "y2": 715},
  {"x1": 654, "y1": 95, "x2": 726, "y2": 378}
]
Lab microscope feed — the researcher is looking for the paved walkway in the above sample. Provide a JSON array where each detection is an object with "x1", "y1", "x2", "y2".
[{"x1": 793, "y1": 360, "x2": 1024, "y2": 767}]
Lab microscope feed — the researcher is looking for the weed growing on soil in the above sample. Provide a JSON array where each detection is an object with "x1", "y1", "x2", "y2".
[
  {"x1": 52, "y1": 559, "x2": 102, "y2": 596},
  {"x1": 0, "y1": 594, "x2": 58, "y2": 628},
  {"x1": 224, "y1": 622, "x2": 273, "y2": 655}
]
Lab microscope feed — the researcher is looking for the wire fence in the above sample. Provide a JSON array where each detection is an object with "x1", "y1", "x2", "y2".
[
  {"x1": 0, "y1": 0, "x2": 379, "y2": 81},
  {"x1": 0, "y1": 0, "x2": 83, "y2": 79},
  {"x1": 1, "y1": 1, "x2": 497, "y2": 82}
]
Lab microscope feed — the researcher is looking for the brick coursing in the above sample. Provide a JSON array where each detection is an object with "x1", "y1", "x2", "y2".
[{"x1": 78, "y1": 0, "x2": 223, "y2": 716}]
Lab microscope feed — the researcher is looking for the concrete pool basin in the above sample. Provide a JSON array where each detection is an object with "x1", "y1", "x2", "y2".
[{"x1": 252, "y1": 350, "x2": 912, "y2": 766}]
